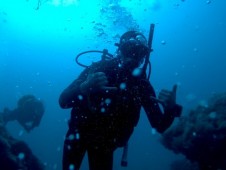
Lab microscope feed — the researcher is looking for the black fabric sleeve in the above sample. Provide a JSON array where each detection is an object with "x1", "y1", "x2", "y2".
[
  {"x1": 140, "y1": 80, "x2": 182, "y2": 133},
  {"x1": 59, "y1": 68, "x2": 89, "y2": 109}
]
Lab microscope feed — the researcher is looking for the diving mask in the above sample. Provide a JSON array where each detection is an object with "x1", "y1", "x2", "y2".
[{"x1": 118, "y1": 31, "x2": 150, "y2": 61}]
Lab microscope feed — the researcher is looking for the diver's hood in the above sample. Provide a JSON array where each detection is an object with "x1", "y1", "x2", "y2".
[{"x1": 116, "y1": 31, "x2": 150, "y2": 60}]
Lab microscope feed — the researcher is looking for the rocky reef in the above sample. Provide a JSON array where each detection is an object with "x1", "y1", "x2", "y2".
[{"x1": 161, "y1": 92, "x2": 226, "y2": 170}]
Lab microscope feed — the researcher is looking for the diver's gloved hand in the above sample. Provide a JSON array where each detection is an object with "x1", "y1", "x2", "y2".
[
  {"x1": 151, "y1": 85, "x2": 182, "y2": 117},
  {"x1": 80, "y1": 72, "x2": 117, "y2": 95},
  {"x1": 158, "y1": 84, "x2": 177, "y2": 109}
]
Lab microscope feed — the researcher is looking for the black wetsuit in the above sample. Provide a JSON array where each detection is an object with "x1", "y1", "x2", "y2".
[{"x1": 59, "y1": 58, "x2": 182, "y2": 170}]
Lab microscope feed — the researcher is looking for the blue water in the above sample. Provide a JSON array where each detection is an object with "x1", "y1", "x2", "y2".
[{"x1": 0, "y1": 0, "x2": 226, "y2": 169}]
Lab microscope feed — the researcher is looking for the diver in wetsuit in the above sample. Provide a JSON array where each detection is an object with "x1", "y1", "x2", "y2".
[
  {"x1": 1, "y1": 95, "x2": 45, "y2": 132},
  {"x1": 59, "y1": 30, "x2": 182, "y2": 170},
  {"x1": 0, "y1": 94, "x2": 45, "y2": 170}
]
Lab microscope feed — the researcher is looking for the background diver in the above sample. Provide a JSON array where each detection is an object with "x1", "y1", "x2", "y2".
[{"x1": 1, "y1": 94, "x2": 45, "y2": 132}]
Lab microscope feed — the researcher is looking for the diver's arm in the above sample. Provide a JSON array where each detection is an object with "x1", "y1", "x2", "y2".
[
  {"x1": 143, "y1": 93, "x2": 175, "y2": 133},
  {"x1": 59, "y1": 69, "x2": 89, "y2": 109},
  {"x1": 141, "y1": 81, "x2": 182, "y2": 133},
  {"x1": 59, "y1": 79, "x2": 83, "y2": 108},
  {"x1": 144, "y1": 101, "x2": 182, "y2": 133}
]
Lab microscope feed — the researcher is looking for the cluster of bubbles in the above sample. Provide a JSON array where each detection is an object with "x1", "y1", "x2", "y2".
[{"x1": 93, "y1": 1, "x2": 139, "y2": 43}]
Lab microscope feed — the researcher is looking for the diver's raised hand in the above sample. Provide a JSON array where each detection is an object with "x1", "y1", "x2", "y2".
[
  {"x1": 151, "y1": 84, "x2": 178, "y2": 110},
  {"x1": 80, "y1": 72, "x2": 117, "y2": 94}
]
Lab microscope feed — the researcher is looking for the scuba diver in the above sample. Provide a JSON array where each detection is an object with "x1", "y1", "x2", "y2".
[
  {"x1": 1, "y1": 94, "x2": 45, "y2": 132},
  {"x1": 0, "y1": 94, "x2": 45, "y2": 170},
  {"x1": 59, "y1": 26, "x2": 182, "y2": 170}
]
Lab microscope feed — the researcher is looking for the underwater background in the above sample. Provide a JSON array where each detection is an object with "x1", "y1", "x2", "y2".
[{"x1": 0, "y1": 0, "x2": 226, "y2": 169}]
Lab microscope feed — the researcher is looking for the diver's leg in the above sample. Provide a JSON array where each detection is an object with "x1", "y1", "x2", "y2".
[
  {"x1": 87, "y1": 146, "x2": 114, "y2": 170},
  {"x1": 63, "y1": 130, "x2": 86, "y2": 170}
]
